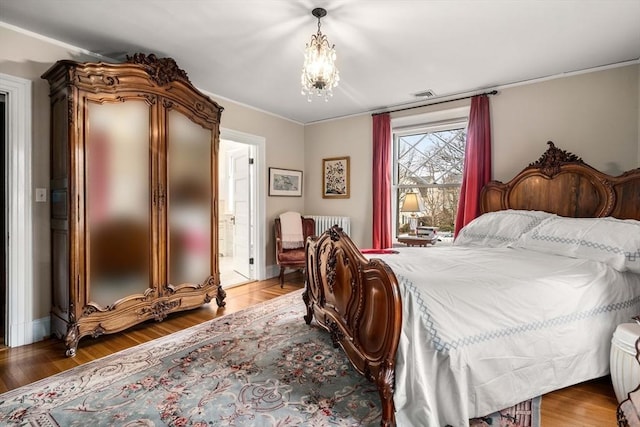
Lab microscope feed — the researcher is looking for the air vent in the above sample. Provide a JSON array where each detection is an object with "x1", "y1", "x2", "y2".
[{"x1": 413, "y1": 89, "x2": 436, "y2": 98}]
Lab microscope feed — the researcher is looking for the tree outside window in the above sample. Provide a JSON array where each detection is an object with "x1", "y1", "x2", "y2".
[{"x1": 394, "y1": 125, "x2": 466, "y2": 236}]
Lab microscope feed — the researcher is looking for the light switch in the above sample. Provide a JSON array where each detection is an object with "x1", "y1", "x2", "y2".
[{"x1": 35, "y1": 188, "x2": 47, "y2": 203}]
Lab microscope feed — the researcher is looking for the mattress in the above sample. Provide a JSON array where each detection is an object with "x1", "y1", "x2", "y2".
[{"x1": 370, "y1": 245, "x2": 640, "y2": 426}]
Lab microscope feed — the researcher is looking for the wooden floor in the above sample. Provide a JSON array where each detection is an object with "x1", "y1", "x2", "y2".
[{"x1": 0, "y1": 272, "x2": 620, "y2": 426}]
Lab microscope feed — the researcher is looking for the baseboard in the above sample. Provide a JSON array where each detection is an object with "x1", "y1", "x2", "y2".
[
  {"x1": 7, "y1": 316, "x2": 50, "y2": 347},
  {"x1": 265, "y1": 264, "x2": 280, "y2": 279}
]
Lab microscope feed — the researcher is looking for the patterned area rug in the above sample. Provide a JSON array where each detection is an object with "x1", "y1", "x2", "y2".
[{"x1": 0, "y1": 290, "x2": 539, "y2": 426}]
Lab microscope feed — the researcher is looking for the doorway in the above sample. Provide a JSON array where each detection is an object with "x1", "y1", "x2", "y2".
[
  {"x1": 219, "y1": 138, "x2": 256, "y2": 288},
  {"x1": 1, "y1": 73, "x2": 36, "y2": 348}
]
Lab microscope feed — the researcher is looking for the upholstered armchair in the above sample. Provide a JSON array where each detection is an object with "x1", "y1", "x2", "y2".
[{"x1": 274, "y1": 215, "x2": 315, "y2": 287}]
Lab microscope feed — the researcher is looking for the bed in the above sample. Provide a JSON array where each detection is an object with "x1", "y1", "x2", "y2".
[{"x1": 303, "y1": 142, "x2": 640, "y2": 426}]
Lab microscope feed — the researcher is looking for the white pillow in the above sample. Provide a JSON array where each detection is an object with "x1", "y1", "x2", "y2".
[
  {"x1": 512, "y1": 216, "x2": 640, "y2": 273},
  {"x1": 454, "y1": 210, "x2": 556, "y2": 248}
]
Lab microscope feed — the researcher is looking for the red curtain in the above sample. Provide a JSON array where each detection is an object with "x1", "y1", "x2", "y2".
[
  {"x1": 454, "y1": 95, "x2": 492, "y2": 236},
  {"x1": 372, "y1": 113, "x2": 392, "y2": 249}
]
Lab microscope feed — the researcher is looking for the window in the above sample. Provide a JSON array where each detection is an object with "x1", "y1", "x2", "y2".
[{"x1": 393, "y1": 119, "x2": 468, "y2": 237}]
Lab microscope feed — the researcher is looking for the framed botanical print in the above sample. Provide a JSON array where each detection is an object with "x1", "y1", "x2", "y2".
[
  {"x1": 269, "y1": 167, "x2": 303, "y2": 197},
  {"x1": 322, "y1": 156, "x2": 350, "y2": 199}
]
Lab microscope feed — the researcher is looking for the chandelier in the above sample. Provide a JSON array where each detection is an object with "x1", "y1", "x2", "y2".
[{"x1": 301, "y1": 7, "x2": 340, "y2": 102}]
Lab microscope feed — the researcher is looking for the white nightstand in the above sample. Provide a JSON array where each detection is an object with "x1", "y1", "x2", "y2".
[{"x1": 611, "y1": 322, "x2": 640, "y2": 403}]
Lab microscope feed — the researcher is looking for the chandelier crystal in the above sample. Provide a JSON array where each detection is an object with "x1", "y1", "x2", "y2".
[{"x1": 301, "y1": 8, "x2": 340, "y2": 102}]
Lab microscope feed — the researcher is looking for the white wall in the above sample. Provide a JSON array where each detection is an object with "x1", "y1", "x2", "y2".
[
  {"x1": 491, "y1": 64, "x2": 639, "y2": 180},
  {"x1": 304, "y1": 115, "x2": 372, "y2": 247}
]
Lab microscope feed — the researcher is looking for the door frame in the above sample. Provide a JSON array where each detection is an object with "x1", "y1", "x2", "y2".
[
  {"x1": 220, "y1": 128, "x2": 266, "y2": 280},
  {"x1": 1, "y1": 73, "x2": 36, "y2": 347}
]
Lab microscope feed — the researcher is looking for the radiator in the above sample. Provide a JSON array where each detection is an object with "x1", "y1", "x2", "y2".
[{"x1": 307, "y1": 215, "x2": 351, "y2": 236}]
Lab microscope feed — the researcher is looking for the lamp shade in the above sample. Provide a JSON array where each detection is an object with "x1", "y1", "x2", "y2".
[{"x1": 401, "y1": 192, "x2": 424, "y2": 213}]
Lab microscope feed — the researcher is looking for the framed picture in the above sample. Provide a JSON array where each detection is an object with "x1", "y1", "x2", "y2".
[
  {"x1": 322, "y1": 156, "x2": 350, "y2": 199},
  {"x1": 269, "y1": 167, "x2": 303, "y2": 197}
]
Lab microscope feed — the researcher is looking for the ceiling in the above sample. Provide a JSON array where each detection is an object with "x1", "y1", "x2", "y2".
[{"x1": 1, "y1": 0, "x2": 639, "y2": 124}]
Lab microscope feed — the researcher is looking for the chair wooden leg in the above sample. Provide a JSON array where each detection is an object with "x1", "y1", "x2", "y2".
[{"x1": 279, "y1": 267, "x2": 285, "y2": 288}]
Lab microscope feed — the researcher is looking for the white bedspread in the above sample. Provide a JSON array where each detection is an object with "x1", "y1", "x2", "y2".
[{"x1": 370, "y1": 246, "x2": 640, "y2": 427}]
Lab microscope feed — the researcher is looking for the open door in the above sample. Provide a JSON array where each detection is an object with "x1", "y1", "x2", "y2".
[{"x1": 231, "y1": 146, "x2": 252, "y2": 279}]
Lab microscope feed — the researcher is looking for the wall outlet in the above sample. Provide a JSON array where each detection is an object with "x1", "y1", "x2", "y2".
[{"x1": 35, "y1": 188, "x2": 47, "y2": 202}]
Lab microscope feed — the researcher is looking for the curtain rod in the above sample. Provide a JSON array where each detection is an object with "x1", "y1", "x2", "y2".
[{"x1": 371, "y1": 90, "x2": 498, "y2": 117}]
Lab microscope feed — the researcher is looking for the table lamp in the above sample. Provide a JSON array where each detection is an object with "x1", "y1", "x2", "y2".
[{"x1": 401, "y1": 191, "x2": 424, "y2": 235}]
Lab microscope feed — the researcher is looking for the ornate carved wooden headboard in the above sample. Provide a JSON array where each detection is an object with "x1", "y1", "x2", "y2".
[{"x1": 481, "y1": 141, "x2": 640, "y2": 221}]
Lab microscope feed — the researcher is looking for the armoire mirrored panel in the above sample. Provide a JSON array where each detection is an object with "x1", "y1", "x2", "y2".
[
  {"x1": 167, "y1": 109, "x2": 212, "y2": 287},
  {"x1": 87, "y1": 100, "x2": 151, "y2": 308}
]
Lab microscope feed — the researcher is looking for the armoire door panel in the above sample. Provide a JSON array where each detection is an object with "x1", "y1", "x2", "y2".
[
  {"x1": 167, "y1": 108, "x2": 213, "y2": 288},
  {"x1": 86, "y1": 100, "x2": 151, "y2": 308}
]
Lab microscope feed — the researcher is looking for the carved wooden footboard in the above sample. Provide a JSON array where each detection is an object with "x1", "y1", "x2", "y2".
[{"x1": 303, "y1": 226, "x2": 402, "y2": 426}]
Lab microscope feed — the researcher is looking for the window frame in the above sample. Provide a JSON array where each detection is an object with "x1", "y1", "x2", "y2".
[{"x1": 391, "y1": 107, "x2": 469, "y2": 240}]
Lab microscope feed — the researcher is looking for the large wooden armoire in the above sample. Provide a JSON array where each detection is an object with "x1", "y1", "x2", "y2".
[{"x1": 42, "y1": 54, "x2": 226, "y2": 356}]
